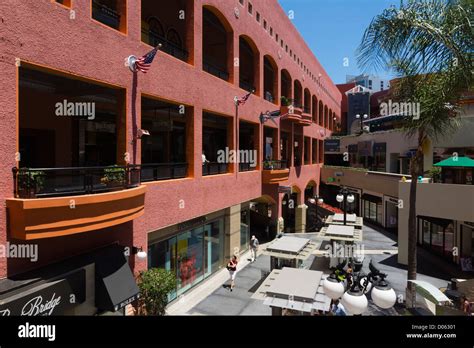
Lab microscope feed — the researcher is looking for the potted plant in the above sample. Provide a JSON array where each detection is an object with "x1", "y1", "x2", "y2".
[
  {"x1": 137, "y1": 268, "x2": 176, "y2": 316},
  {"x1": 17, "y1": 169, "x2": 46, "y2": 197},
  {"x1": 263, "y1": 159, "x2": 275, "y2": 170},
  {"x1": 280, "y1": 96, "x2": 294, "y2": 115},
  {"x1": 101, "y1": 165, "x2": 126, "y2": 186}
]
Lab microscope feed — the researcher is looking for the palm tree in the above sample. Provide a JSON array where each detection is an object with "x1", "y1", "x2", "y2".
[{"x1": 357, "y1": 0, "x2": 473, "y2": 308}]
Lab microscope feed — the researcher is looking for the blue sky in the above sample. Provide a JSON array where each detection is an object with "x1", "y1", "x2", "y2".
[{"x1": 278, "y1": 0, "x2": 400, "y2": 84}]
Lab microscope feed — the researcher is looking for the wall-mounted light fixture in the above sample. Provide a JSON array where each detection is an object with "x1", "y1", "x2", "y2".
[{"x1": 132, "y1": 246, "x2": 147, "y2": 260}]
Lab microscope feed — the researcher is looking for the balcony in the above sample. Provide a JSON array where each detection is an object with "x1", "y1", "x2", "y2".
[
  {"x1": 142, "y1": 29, "x2": 189, "y2": 62},
  {"x1": 239, "y1": 79, "x2": 256, "y2": 93},
  {"x1": 203, "y1": 162, "x2": 229, "y2": 176},
  {"x1": 7, "y1": 166, "x2": 145, "y2": 240},
  {"x1": 92, "y1": 0, "x2": 121, "y2": 30},
  {"x1": 140, "y1": 163, "x2": 188, "y2": 182},
  {"x1": 203, "y1": 59, "x2": 229, "y2": 81},
  {"x1": 262, "y1": 160, "x2": 290, "y2": 184}
]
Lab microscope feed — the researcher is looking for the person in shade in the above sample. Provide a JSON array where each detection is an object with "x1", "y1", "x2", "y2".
[{"x1": 249, "y1": 235, "x2": 259, "y2": 262}]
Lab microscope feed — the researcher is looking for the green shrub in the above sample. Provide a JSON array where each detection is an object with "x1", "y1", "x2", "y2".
[{"x1": 137, "y1": 268, "x2": 176, "y2": 316}]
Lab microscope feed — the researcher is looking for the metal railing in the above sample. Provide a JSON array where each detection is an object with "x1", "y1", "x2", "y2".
[
  {"x1": 142, "y1": 29, "x2": 189, "y2": 62},
  {"x1": 13, "y1": 165, "x2": 140, "y2": 199},
  {"x1": 263, "y1": 160, "x2": 288, "y2": 170},
  {"x1": 239, "y1": 80, "x2": 255, "y2": 93},
  {"x1": 293, "y1": 102, "x2": 303, "y2": 109},
  {"x1": 239, "y1": 162, "x2": 257, "y2": 172},
  {"x1": 92, "y1": 0, "x2": 120, "y2": 30},
  {"x1": 264, "y1": 91, "x2": 274, "y2": 103},
  {"x1": 202, "y1": 162, "x2": 228, "y2": 176},
  {"x1": 140, "y1": 163, "x2": 188, "y2": 182},
  {"x1": 203, "y1": 60, "x2": 229, "y2": 80}
]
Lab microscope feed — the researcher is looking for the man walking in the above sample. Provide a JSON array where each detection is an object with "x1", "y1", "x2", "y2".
[{"x1": 250, "y1": 235, "x2": 259, "y2": 262}]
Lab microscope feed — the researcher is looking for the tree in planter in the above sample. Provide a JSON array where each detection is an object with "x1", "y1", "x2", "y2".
[
  {"x1": 137, "y1": 268, "x2": 176, "y2": 316},
  {"x1": 101, "y1": 165, "x2": 126, "y2": 186},
  {"x1": 357, "y1": 0, "x2": 472, "y2": 307}
]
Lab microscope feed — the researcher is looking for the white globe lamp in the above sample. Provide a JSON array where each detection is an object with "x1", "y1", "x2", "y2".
[
  {"x1": 341, "y1": 287, "x2": 368, "y2": 315},
  {"x1": 371, "y1": 280, "x2": 397, "y2": 309},
  {"x1": 336, "y1": 194, "x2": 344, "y2": 203},
  {"x1": 323, "y1": 274, "x2": 345, "y2": 300},
  {"x1": 347, "y1": 194, "x2": 355, "y2": 203}
]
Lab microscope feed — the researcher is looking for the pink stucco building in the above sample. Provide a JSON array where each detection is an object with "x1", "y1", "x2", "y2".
[{"x1": 0, "y1": 0, "x2": 341, "y2": 314}]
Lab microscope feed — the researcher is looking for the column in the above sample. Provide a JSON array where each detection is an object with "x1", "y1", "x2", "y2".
[
  {"x1": 225, "y1": 204, "x2": 241, "y2": 259},
  {"x1": 295, "y1": 205, "x2": 307, "y2": 233}
]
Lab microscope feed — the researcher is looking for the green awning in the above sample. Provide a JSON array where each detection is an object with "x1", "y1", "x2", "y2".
[{"x1": 434, "y1": 156, "x2": 474, "y2": 167}]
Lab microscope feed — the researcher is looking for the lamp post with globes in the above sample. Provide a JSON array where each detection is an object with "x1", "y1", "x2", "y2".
[
  {"x1": 336, "y1": 187, "x2": 354, "y2": 225},
  {"x1": 308, "y1": 195, "x2": 324, "y2": 231},
  {"x1": 323, "y1": 260, "x2": 397, "y2": 315},
  {"x1": 355, "y1": 113, "x2": 368, "y2": 133}
]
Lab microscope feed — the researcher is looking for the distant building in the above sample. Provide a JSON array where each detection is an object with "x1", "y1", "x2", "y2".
[{"x1": 346, "y1": 74, "x2": 391, "y2": 92}]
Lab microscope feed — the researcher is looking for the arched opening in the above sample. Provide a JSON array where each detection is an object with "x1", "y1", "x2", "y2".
[
  {"x1": 329, "y1": 109, "x2": 333, "y2": 131},
  {"x1": 282, "y1": 190, "x2": 298, "y2": 233},
  {"x1": 324, "y1": 105, "x2": 328, "y2": 129},
  {"x1": 318, "y1": 100, "x2": 323, "y2": 126},
  {"x1": 305, "y1": 180, "x2": 320, "y2": 232},
  {"x1": 312, "y1": 95, "x2": 318, "y2": 123},
  {"x1": 202, "y1": 7, "x2": 233, "y2": 82},
  {"x1": 141, "y1": 0, "x2": 192, "y2": 62},
  {"x1": 239, "y1": 36, "x2": 259, "y2": 94},
  {"x1": 263, "y1": 55, "x2": 278, "y2": 104},
  {"x1": 294, "y1": 80, "x2": 302, "y2": 109},
  {"x1": 280, "y1": 69, "x2": 292, "y2": 104},
  {"x1": 303, "y1": 88, "x2": 311, "y2": 114}
]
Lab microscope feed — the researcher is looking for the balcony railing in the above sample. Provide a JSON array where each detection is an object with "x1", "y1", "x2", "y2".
[
  {"x1": 92, "y1": 0, "x2": 120, "y2": 30},
  {"x1": 13, "y1": 165, "x2": 140, "y2": 199},
  {"x1": 264, "y1": 91, "x2": 274, "y2": 103},
  {"x1": 142, "y1": 29, "x2": 189, "y2": 62},
  {"x1": 293, "y1": 102, "x2": 303, "y2": 109},
  {"x1": 239, "y1": 162, "x2": 257, "y2": 172},
  {"x1": 203, "y1": 60, "x2": 229, "y2": 81},
  {"x1": 140, "y1": 163, "x2": 188, "y2": 182},
  {"x1": 202, "y1": 162, "x2": 228, "y2": 176},
  {"x1": 239, "y1": 80, "x2": 255, "y2": 93},
  {"x1": 263, "y1": 160, "x2": 288, "y2": 170}
]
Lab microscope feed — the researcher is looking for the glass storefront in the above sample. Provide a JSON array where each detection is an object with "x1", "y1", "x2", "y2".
[
  {"x1": 362, "y1": 195, "x2": 383, "y2": 225},
  {"x1": 148, "y1": 218, "x2": 225, "y2": 301},
  {"x1": 417, "y1": 217, "x2": 455, "y2": 261}
]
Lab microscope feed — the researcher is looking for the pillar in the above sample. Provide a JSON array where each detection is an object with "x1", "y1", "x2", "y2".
[
  {"x1": 225, "y1": 204, "x2": 241, "y2": 259},
  {"x1": 295, "y1": 204, "x2": 307, "y2": 233}
]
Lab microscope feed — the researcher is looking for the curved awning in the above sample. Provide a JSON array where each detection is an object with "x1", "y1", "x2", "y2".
[{"x1": 408, "y1": 280, "x2": 452, "y2": 304}]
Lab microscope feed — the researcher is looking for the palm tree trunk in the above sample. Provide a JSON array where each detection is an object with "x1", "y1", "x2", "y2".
[{"x1": 406, "y1": 129, "x2": 426, "y2": 308}]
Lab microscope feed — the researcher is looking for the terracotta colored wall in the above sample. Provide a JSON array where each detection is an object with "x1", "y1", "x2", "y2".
[{"x1": 0, "y1": 0, "x2": 341, "y2": 278}]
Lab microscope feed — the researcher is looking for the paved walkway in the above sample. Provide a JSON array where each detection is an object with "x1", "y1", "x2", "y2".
[{"x1": 167, "y1": 225, "x2": 470, "y2": 316}]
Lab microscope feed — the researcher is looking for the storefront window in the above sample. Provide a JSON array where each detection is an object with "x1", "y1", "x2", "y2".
[
  {"x1": 418, "y1": 218, "x2": 455, "y2": 261},
  {"x1": 148, "y1": 218, "x2": 225, "y2": 302}
]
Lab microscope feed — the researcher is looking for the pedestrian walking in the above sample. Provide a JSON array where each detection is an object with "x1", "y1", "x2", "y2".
[
  {"x1": 250, "y1": 235, "x2": 259, "y2": 262},
  {"x1": 226, "y1": 255, "x2": 238, "y2": 291}
]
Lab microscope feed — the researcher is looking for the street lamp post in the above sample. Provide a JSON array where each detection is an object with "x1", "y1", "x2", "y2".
[
  {"x1": 355, "y1": 113, "x2": 368, "y2": 133},
  {"x1": 336, "y1": 187, "x2": 354, "y2": 225},
  {"x1": 308, "y1": 195, "x2": 324, "y2": 231},
  {"x1": 323, "y1": 260, "x2": 397, "y2": 315}
]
